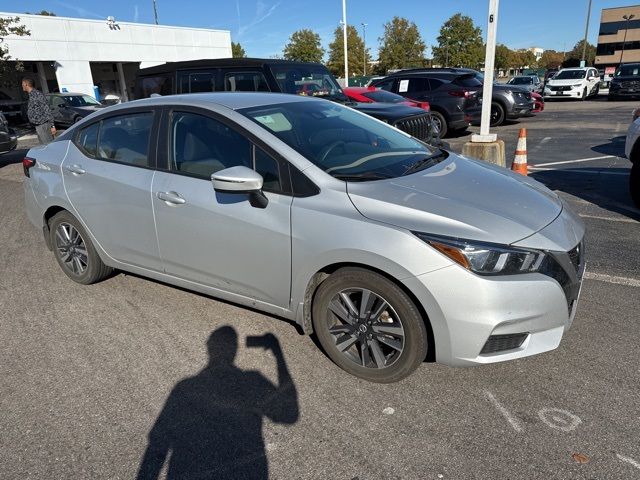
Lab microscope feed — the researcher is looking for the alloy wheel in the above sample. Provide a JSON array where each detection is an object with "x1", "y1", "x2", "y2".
[
  {"x1": 326, "y1": 288, "x2": 405, "y2": 369},
  {"x1": 54, "y1": 222, "x2": 89, "y2": 275}
]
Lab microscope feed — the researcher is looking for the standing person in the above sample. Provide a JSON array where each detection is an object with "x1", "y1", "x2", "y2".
[{"x1": 21, "y1": 77, "x2": 56, "y2": 144}]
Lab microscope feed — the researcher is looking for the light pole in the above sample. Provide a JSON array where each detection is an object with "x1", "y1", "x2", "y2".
[
  {"x1": 152, "y1": 0, "x2": 159, "y2": 25},
  {"x1": 361, "y1": 22, "x2": 368, "y2": 76},
  {"x1": 342, "y1": 0, "x2": 348, "y2": 85},
  {"x1": 580, "y1": 0, "x2": 592, "y2": 67},
  {"x1": 444, "y1": 36, "x2": 451, "y2": 67},
  {"x1": 620, "y1": 13, "x2": 635, "y2": 66}
]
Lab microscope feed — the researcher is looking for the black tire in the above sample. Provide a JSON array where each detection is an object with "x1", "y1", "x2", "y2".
[
  {"x1": 581, "y1": 87, "x2": 588, "y2": 101},
  {"x1": 431, "y1": 111, "x2": 448, "y2": 138},
  {"x1": 490, "y1": 102, "x2": 505, "y2": 127},
  {"x1": 49, "y1": 210, "x2": 113, "y2": 285},
  {"x1": 630, "y1": 162, "x2": 640, "y2": 209},
  {"x1": 608, "y1": 95, "x2": 616, "y2": 101},
  {"x1": 312, "y1": 267, "x2": 429, "y2": 383}
]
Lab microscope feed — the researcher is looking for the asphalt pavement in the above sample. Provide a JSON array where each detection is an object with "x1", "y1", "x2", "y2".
[{"x1": 1, "y1": 97, "x2": 639, "y2": 480}]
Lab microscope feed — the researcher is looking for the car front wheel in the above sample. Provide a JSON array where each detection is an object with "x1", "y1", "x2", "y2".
[
  {"x1": 49, "y1": 211, "x2": 113, "y2": 284},
  {"x1": 490, "y1": 102, "x2": 505, "y2": 127},
  {"x1": 312, "y1": 267, "x2": 429, "y2": 383},
  {"x1": 630, "y1": 162, "x2": 640, "y2": 208}
]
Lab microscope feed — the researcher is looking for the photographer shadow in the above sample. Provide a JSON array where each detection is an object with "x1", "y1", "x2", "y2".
[{"x1": 136, "y1": 326, "x2": 299, "y2": 480}]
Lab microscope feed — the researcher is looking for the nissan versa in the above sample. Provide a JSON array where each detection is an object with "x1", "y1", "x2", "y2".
[{"x1": 23, "y1": 93, "x2": 586, "y2": 383}]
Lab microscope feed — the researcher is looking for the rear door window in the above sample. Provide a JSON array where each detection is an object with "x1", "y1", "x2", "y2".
[
  {"x1": 398, "y1": 78, "x2": 429, "y2": 94},
  {"x1": 225, "y1": 72, "x2": 270, "y2": 92},
  {"x1": 178, "y1": 71, "x2": 217, "y2": 94},
  {"x1": 77, "y1": 122, "x2": 99, "y2": 157},
  {"x1": 139, "y1": 75, "x2": 173, "y2": 97},
  {"x1": 97, "y1": 112, "x2": 154, "y2": 167}
]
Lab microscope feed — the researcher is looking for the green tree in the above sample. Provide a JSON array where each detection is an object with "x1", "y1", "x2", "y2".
[
  {"x1": 432, "y1": 13, "x2": 484, "y2": 68},
  {"x1": 0, "y1": 16, "x2": 31, "y2": 87},
  {"x1": 25, "y1": 10, "x2": 56, "y2": 16},
  {"x1": 377, "y1": 16, "x2": 426, "y2": 73},
  {"x1": 511, "y1": 49, "x2": 537, "y2": 69},
  {"x1": 494, "y1": 44, "x2": 514, "y2": 71},
  {"x1": 538, "y1": 49, "x2": 564, "y2": 70},
  {"x1": 563, "y1": 40, "x2": 596, "y2": 67},
  {"x1": 327, "y1": 25, "x2": 371, "y2": 77},
  {"x1": 283, "y1": 29, "x2": 324, "y2": 63},
  {"x1": 231, "y1": 41, "x2": 246, "y2": 58}
]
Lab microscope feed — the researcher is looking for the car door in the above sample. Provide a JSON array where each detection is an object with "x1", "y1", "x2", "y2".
[
  {"x1": 151, "y1": 107, "x2": 292, "y2": 308},
  {"x1": 49, "y1": 96, "x2": 67, "y2": 125},
  {"x1": 397, "y1": 77, "x2": 431, "y2": 102},
  {"x1": 62, "y1": 108, "x2": 163, "y2": 271}
]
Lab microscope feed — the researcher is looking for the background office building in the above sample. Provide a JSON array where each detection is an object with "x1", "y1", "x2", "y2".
[
  {"x1": 0, "y1": 12, "x2": 231, "y2": 101},
  {"x1": 596, "y1": 5, "x2": 640, "y2": 73}
]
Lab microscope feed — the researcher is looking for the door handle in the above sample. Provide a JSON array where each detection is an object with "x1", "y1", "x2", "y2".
[
  {"x1": 65, "y1": 164, "x2": 86, "y2": 175},
  {"x1": 157, "y1": 191, "x2": 186, "y2": 205}
]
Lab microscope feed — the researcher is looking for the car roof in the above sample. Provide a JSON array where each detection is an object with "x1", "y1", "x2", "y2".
[
  {"x1": 48, "y1": 92, "x2": 88, "y2": 96},
  {"x1": 96, "y1": 92, "x2": 318, "y2": 112},
  {"x1": 137, "y1": 57, "x2": 325, "y2": 76}
]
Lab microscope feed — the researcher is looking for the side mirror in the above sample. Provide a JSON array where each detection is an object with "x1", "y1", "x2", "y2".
[{"x1": 211, "y1": 165, "x2": 268, "y2": 208}]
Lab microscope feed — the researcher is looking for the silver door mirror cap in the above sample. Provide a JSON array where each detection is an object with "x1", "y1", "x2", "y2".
[{"x1": 211, "y1": 166, "x2": 264, "y2": 193}]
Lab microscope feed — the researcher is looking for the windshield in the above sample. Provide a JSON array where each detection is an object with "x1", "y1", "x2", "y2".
[
  {"x1": 63, "y1": 95, "x2": 102, "y2": 106},
  {"x1": 554, "y1": 70, "x2": 586, "y2": 80},
  {"x1": 239, "y1": 100, "x2": 442, "y2": 180},
  {"x1": 268, "y1": 64, "x2": 347, "y2": 100},
  {"x1": 509, "y1": 77, "x2": 533, "y2": 85},
  {"x1": 616, "y1": 65, "x2": 640, "y2": 76},
  {"x1": 361, "y1": 90, "x2": 406, "y2": 103}
]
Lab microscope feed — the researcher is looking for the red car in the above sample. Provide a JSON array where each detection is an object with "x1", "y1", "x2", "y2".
[
  {"x1": 531, "y1": 91, "x2": 544, "y2": 113},
  {"x1": 343, "y1": 86, "x2": 430, "y2": 111}
]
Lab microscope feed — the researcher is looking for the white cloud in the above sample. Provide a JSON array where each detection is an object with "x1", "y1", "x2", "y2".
[{"x1": 237, "y1": 1, "x2": 281, "y2": 39}]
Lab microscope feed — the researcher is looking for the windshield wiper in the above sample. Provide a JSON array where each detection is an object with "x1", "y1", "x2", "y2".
[
  {"x1": 333, "y1": 172, "x2": 392, "y2": 182},
  {"x1": 402, "y1": 151, "x2": 447, "y2": 176}
]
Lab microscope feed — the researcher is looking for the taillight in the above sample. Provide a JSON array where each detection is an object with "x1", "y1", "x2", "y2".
[
  {"x1": 23, "y1": 157, "x2": 36, "y2": 177},
  {"x1": 448, "y1": 90, "x2": 471, "y2": 98}
]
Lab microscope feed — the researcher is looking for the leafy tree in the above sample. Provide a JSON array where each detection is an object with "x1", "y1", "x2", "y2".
[
  {"x1": 231, "y1": 41, "x2": 246, "y2": 58},
  {"x1": 563, "y1": 40, "x2": 596, "y2": 67},
  {"x1": 25, "y1": 10, "x2": 56, "y2": 16},
  {"x1": 432, "y1": 13, "x2": 484, "y2": 68},
  {"x1": 511, "y1": 49, "x2": 537, "y2": 69},
  {"x1": 494, "y1": 44, "x2": 513, "y2": 71},
  {"x1": 327, "y1": 25, "x2": 371, "y2": 77},
  {"x1": 283, "y1": 29, "x2": 324, "y2": 63},
  {"x1": 538, "y1": 49, "x2": 564, "y2": 70},
  {"x1": 0, "y1": 16, "x2": 31, "y2": 87},
  {"x1": 377, "y1": 17, "x2": 426, "y2": 73}
]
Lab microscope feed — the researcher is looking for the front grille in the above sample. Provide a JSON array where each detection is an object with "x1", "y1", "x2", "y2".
[
  {"x1": 539, "y1": 241, "x2": 585, "y2": 310},
  {"x1": 621, "y1": 80, "x2": 640, "y2": 89},
  {"x1": 549, "y1": 86, "x2": 572, "y2": 92},
  {"x1": 514, "y1": 91, "x2": 531, "y2": 101},
  {"x1": 568, "y1": 243, "x2": 583, "y2": 274},
  {"x1": 392, "y1": 114, "x2": 432, "y2": 142},
  {"x1": 480, "y1": 333, "x2": 528, "y2": 354}
]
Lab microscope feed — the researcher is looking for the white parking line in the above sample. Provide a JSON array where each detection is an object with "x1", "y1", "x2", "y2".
[
  {"x1": 579, "y1": 214, "x2": 638, "y2": 224},
  {"x1": 529, "y1": 167, "x2": 628, "y2": 175},
  {"x1": 616, "y1": 454, "x2": 640, "y2": 470},
  {"x1": 483, "y1": 391, "x2": 523, "y2": 432},
  {"x1": 584, "y1": 272, "x2": 640, "y2": 287},
  {"x1": 531, "y1": 155, "x2": 617, "y2": 167}
]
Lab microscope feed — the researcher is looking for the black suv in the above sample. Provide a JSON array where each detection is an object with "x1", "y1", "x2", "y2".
[
  {"x1": 369, "y1": 71, "x2": 482, "y2": 137},
  {"x1": 134, "y1": 58, "x2": 438, "y2": 146},
  {"x1": 609, "y1": 63, "x2": 640, "y2": 100}
]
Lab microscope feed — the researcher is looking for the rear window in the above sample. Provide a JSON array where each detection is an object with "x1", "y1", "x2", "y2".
[
  {"x1": 179, "y1": 72, "x2": 217, "y2": 93},
  {"x1": 361, "y1": 90, "x2": 405, "y2": 103},
  {"x1": 454, "y1": 75, "x2": 483, "y2": 88},
  {"x1": 225, "y1": 72, "x2": 270, "y2": 92}
]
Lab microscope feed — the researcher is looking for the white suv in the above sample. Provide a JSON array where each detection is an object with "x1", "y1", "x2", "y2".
[{"x1": 544, "y1": 67, "x2": 600, "y2": 100}]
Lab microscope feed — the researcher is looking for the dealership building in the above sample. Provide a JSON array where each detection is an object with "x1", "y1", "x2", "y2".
[
  {"x1": 0, "y1": 12, "x2": 231, "y2": 100},
  {"x1": 595, "y1": 5, "x2": 640, "y2": 73}
]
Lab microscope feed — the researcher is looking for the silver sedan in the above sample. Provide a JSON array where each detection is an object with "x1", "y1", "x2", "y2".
[{"x1": 23, "y1": 93, "x2": 585, "y2": 382}]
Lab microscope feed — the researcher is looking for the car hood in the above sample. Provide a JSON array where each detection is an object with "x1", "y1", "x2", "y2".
[
  {"x1": 494, "y1": 84, "x2": 528, "y2": 93},
  {"x1": 611, "y1": 75, "x2": 640, "y2": 82},
  {"x1": 347, "y1": 102, "x2": 429, "y2": 120},
  {"x1": 346, "y1": 154, "x2": 563, "y2": 245}
]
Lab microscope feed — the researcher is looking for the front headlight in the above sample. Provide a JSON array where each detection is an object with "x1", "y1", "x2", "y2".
[
  {"x1": 414, "y1": 233, "x2": 546, "y2": 276},
  {"x1": 572, "y1": 83, "x2": 583, "y2": 88}
]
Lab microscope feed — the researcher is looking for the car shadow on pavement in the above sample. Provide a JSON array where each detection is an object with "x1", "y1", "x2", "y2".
[
  {"x1": 532, "y1": 169, "x2": 640, "y2": 221},
  {"x1": 136, "y1": 326, "x2": 299, "y2": 480},
  {"x1": 591, "y1": 135, "x2": 626, "y2": 157}
]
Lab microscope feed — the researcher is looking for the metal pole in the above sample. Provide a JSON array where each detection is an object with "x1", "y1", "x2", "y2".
[
  {"x1": 342, "y1": 0, "x2": 348, "y2": 85},
  {"x1": 620, "y1": 14, "x2": 635, "y2": 66},
  {"x1": 153, "y1": 0, "x2": 159, "y2": 25},
  {"x1": 362, "y1": 23, "x2": 367, "y2": 76},
  {"x1": 581, "y1": 0, "x2": 592, "y2": 66},
  {"x1": 473, "y1": 0, "x2": 499, "y2": 143}
]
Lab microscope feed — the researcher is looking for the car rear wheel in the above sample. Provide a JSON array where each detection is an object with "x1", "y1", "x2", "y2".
[
  {"x1": 50, "y1": 211, "x2": 113, "y2": 284},
  {"x1": 430, "y1": 111, "x2": 448, "y2": 138},
  {"x1": 630, "y1": 162, "x2": 640, "y2": 208},
  {"x1": 490, "y1": 102, "x2": 505, "y2": 127},
  {"x1": 312, "y1": 267, "x2": 428, "y2": 383}
]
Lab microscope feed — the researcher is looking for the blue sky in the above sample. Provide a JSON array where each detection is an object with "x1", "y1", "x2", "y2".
[{"x1": 14, "y1": 0, "x2": 640, "y2": 58}]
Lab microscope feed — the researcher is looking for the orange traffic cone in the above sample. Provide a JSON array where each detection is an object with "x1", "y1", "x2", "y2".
[{"x1": 511, "y1": 128, "x2": 528, "y2": 176}]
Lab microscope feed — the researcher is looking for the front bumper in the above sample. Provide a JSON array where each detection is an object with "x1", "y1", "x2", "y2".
[
  {"x1": 544, "y1": 88, "x2": 583, "y2": 99},
  {"x1": 507, "y1": 102, "x2": 534, "y2": 118},
  {"x1": 404, "y1": 239, "x2": 585, "y2": 367}
]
